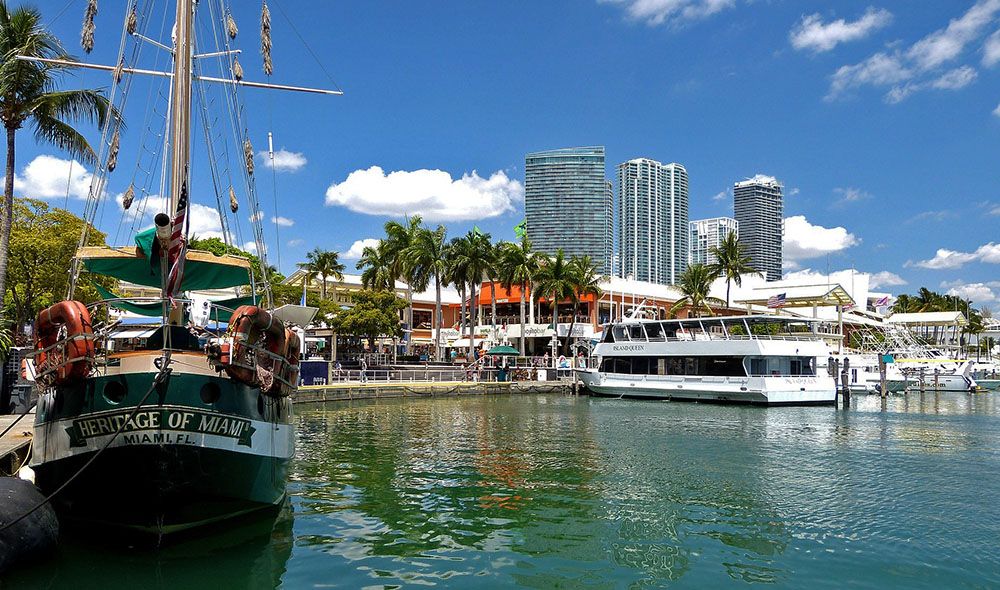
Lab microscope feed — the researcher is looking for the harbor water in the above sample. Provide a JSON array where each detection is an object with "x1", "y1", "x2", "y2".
[{"x1": 5, "y1": 393, "x2": 1000, "y2": 589}]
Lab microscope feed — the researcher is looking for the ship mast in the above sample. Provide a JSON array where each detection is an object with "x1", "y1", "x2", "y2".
[{"x1": 169, "y1": 0, "x2": 193, "y2": 223}]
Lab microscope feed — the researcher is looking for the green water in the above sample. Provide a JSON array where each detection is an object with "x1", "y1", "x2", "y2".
[{"x1": 6, "y1": 393, "x2": 1000, "y2": 589}]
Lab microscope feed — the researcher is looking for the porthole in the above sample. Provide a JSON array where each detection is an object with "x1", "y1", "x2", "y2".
[
  {"x1": 103, "y1": 380, "x2": 127, "y2": 404},
  {"x1": 200, "y1": 382, "x2": 221, "y2": 404}
]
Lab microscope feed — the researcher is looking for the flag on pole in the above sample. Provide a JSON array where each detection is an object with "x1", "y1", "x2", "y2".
[
  {"x1": 875, "y1": 295, "x2": 890, "y2": 307},
  {"x1": 766, "y1": 293, "x2": 786, "y2": 309},
  {"x1": 165, "y1": 174, "x2": 189, "y2": 299},
  {"x1": 841, "y1": 302, "x2": 856, "y2": 312}
]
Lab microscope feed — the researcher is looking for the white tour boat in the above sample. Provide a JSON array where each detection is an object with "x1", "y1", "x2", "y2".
[{"x1": 577, "y1": 316, "x2": 837, "y2": 405}]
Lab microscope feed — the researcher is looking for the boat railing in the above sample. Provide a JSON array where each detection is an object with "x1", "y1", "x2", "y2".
[{"x1": 612, "y1": 333, "x2": 826, "y2": 344}]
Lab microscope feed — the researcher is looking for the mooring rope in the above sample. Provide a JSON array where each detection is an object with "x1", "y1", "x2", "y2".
[{"x1": 0, "y1": 354, "x2": 173, "y2": 534}]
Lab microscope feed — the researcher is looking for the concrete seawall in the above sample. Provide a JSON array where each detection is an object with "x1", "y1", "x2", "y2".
[{"x1": 294, "y1": 381, "x2": 572, "y2": 404}]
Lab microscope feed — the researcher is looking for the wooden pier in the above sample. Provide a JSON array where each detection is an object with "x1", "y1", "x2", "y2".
[{"x1": 0, "y1": 413, "x2": 32, "y2": 476}]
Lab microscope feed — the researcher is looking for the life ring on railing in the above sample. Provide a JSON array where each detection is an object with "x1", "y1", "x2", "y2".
[
  {"x1": 223, "y1": 305, "x2": 289, "y2": 395},
  {"x1": 34, "y1": 300, "x2": 95, "y2": 385},
  {"x1": 276, "y1": 327, "x2": 301, "y2": 396}
]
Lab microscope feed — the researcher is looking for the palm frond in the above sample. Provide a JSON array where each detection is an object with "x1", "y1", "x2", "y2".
[{"x1": 30, "y1": 112, "x2": 96, "y2": 163}]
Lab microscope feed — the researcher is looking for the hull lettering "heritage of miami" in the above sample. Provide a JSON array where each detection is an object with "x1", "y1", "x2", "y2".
[{"x1": 65, "y1": 408, "x2": 256, "y2": 447}]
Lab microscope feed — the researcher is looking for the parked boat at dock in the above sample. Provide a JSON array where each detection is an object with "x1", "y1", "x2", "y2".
[{"x1": 577, "y1": 315, "x2": 837, "y2": 405}]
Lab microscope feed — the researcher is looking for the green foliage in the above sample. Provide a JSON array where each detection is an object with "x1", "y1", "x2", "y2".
[
  {"x1": 332, "y1": 289, "x2": 407, "y2": 349},
  {"x1": 188, "y1": 236, "x2": 297, "y2": 302},
  {"x1": 670, "y1": 264, "x2": 724, "y2": 318},
  {"x1": 297, "y1": 247, "x2": 345, "y2": 299},
  {"x1": 5, "y1": 197, "x2": 111, "y2": 336},
  {"x1": 708, "y1": 231, "x2": 759, "y2": 308},
  {"x1": 356, "y1": 241, "x2": 395, "y2": 291}
]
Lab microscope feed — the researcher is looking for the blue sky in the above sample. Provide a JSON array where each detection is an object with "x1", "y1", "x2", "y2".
[{"x1": 12, "y1": 0, "x2": 1000, "y2": 307}]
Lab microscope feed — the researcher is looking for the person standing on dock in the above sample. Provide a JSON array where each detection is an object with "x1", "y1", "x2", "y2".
[{"x1": 360, "y1": 358, "x2": 368, "y2": 383}]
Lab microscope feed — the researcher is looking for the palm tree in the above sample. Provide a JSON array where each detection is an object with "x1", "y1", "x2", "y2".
[
  {"x1": 533, "y1": 249, "x2": 575, "y2": 360},
  {"x1": 298, "y1": 248, "x2": 345, "y2": 299},
  {"x1": 357, "y1": 241, "x2": 394, "y2": 291},
  {"x1": 446, "y1": 236, "x2": 472, "y2": 356},
  {"x1": 448, "y1": 230, "x2": 492, "y2": 359},
  {"x1": 0, "y1": 2, "x2": 115, "y2": 301},
  {"x1": 670, "y1": 263, "x2": 724, "y2": 318},
  {"x1": 384, "y1": 216, "x2": 424, "y2": 354},
  {"x1": 497, "y1": 236, "x2": 541, "y2": 355},
  {"x1": 708, "y1": 231, "x2": 758, "y2": 308},
  {"x1": 565, "y1": 254, "x2": 603, "y2": 356},
  {"x1": 403, "y1": 224, "x2": 449, "y2": 360}
]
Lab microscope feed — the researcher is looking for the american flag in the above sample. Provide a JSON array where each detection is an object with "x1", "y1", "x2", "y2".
[
  {"x1": 841, "y1": 302, "x2": 856, "y2": 312},
  {"x1": 766, "y1": 293, "x2": 786, "y2": 308},
  {"x1": 875, "y1": 295, "x2": 890, "y2": 307},
  {"x1": 165, "y1": 175, "x2": 189, "y2": 299}
]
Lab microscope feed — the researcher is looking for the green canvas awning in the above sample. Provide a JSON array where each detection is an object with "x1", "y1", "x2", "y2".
[
  {"x1": 92, "y1": 283, "x2": 256, "y2": 323},
  {"x1": 486, "y1": 345, "x2": 520, "y2": 356},
  {"x1": 78, "y1": 228, "x2": 252, "y2": 290}
]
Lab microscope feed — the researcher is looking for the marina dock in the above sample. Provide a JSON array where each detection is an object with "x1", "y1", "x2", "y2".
[
  {"x1": 293, "y1": 380, "x2": 571, "y2": 404},
  {"x1": 0, "y1": 413, "x2": 32, "y2": 476}
]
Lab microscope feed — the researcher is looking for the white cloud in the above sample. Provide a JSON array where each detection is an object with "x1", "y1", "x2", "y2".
[
  {"x1": 248, "y1": 211, "x2": 264, "y2": 223},
  {"x1": 833, "y1": 187, "x2": 871, "y2": 205},
  {"x1": 993, "y1": 102, "x2": 1000, "y2": 117},
  {"x1": 741, "y1": 173, "x2": 779, "y2": 185},
  {"x1": 600, "y1": 0, "x2": 735, "y2": 27},
  {"x1": 790, "y1": 7, "x2": 893, "y2": 53},
  {"x1": 287, "y1": 238, "x2": 304, "y2": 247},
  {"x1": 711, "y1": 190, "x2": 727, "y2": 202},
  {"x1": 256, "y1": 149, "x2": 307, "y2": 172},
  {"x1": 13, "y1": 155, "x2": 93, "y2": 200},
  {"x1": 343, "y1": 238, "x2": 380, "y2": 260},
  {"x1": 271, "y1": 215, "x2": 294, "y2": 227},
  {"x1": 944, "y1": 282, "x2": 997, "y2": 303},
  {"x1": 870, "y1": 271, "x2": 907, "y2": 288},
  {"x1": 930, "y1": 65, "x2": 978, "y2": 89},
  {"x1": 242, "y1": 241, "x2": 266, "y2": 254},
  {"x1": 826, "y1": 0, "x2": 1000, "y2": 102},
  {"x1": 325, "y1": 166, "x2": 523, "y2": 222},
  {"x1": 783, "y1": 215, "x2": 859, "y2": 261},
  {"x1": 907, "y1": 0, "x2": 1000, "y2": 71},
  {"x1": 909, "y1": 242, "x2": 1000, "y2": 269},
  {"x1": 984, "y1": 28, "x2": 1000, "y2": 66}
]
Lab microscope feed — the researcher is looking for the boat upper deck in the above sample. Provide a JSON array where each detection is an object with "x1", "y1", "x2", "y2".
[{"x1": 600, "y1": 315, "x2": 840, "y2": 344}]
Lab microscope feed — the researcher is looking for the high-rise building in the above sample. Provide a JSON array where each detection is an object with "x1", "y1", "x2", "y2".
[
  {"x1": 689, "y1": 217, "x2": 739, "y2": 266},
  {"x1": 617, "y1": 158, "x2": 689, "y2": 284},
  {"x1": 733, "y1": 175, "x2": 783, "y2": 281},
  {"x1": 524, "y1": 147, "x2": 612, "y2": 274}
]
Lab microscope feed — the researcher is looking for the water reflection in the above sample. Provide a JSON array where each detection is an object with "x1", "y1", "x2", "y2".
[{"x1": 3, "y1": 503, "x2": 293, "y2": 590}]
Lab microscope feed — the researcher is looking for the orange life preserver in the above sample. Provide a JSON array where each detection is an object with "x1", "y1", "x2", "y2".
[
  {"x1": 224, "y1": 305, "x2": 286, "y2": 393},
  {"x1": 34, "y1": 300, "x2": 95, "y2": 385},
  {"x1": 278, "y1": 327, "x2": 301, "y2": 395}
]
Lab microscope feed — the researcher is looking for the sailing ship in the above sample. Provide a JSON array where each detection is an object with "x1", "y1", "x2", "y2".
[{"x1": 23, "y1": 0, "x2": 336, "y2": 534}]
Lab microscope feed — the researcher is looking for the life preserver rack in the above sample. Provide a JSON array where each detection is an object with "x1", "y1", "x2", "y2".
[
  {"x1": 33, "y1": 300, "x2": 97, "y2": 386},
  {"x1": 205, "y1": 305, "x2": 300, "y2": 397}
]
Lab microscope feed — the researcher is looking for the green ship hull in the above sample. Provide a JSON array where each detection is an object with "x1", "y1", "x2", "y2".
[{"x1": 31, "y1": 370, "x2": 294, "y2": 536}]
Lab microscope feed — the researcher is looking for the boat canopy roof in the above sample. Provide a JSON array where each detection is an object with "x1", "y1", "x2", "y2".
[
  {"x1": 613, "y1": 315, "x2": 828, "y2": 329},
  {"x1": 91, "y1": 283, "x2": 255, "y2": 322},
  {"x1": 885, "y1": 311, "x2": 967, "y2": 327},
  {"x1": 78, "y1": 228, "x2": 252, "y2": 290}
]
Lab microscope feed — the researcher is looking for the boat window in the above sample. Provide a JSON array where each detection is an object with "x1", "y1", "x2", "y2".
[
  {"x1": 644, "y1": 323, "x2": 664, "y2": 341},
  {"x1": 749, "y1": 357, "x2": 767, "y2": 376},
  {"x1": 602, "y1": 328, "x2": 615, "y2": 343},
  {"x1": 631, "y1": 357, "x2": 650, "y2": 375},
  {"x1": 612, "y1": 325, "x2": 628, "y2": 341},
  {"x1": 628, "y1": 325, "x2": 646, "y2": 341}
]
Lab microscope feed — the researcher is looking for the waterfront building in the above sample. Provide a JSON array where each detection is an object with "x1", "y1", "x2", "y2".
[
  {"x1": 689, "y1": 217, "x2": 739, "y2": 266},
  {"x1": 524, "y1": 146, "x2": 612, "y2": 274},
  {"x1": 733, "y1": 175, "x2": 783, "y2": 281},
  {"x1": 617, "y1": 158, "x2": 688, "y2": 284}
]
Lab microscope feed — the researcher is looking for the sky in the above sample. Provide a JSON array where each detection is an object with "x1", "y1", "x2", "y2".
[{"x1": 11, "y1": 0, "x2": 1000, "y2": 309}]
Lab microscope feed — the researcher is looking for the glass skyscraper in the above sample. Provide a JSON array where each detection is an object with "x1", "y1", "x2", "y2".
[
  {"x1": 617, "y1": 158, "x2": 688, "y2": 285},
  {"x1": 524, "y1": 147, "x2": 612, "y2": 274},
  {"x1": 733, "y1": 175, "x2": 783, "y2": 281}
]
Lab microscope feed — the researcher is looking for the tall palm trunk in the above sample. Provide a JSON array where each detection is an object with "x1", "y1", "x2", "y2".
[
  {"x1": 405, "y1": 284, "x2": 413, "y2": 355},
  {"x1": 0, "y1": 126, "x2": 17, "y2": 302},
  {"x1": 726, "y1": 280, "x2": 731, "y2": 309},
  {"x1": 434, "y1": 277, "x2": 442, "y2": 361},
  {"x1": 519, "y1": 282, "x2": 526, "y2": 355},
  {"x1": 468, "y1": 281, "x2": 478, "y2": 359},
  {"x1": 320, "y1": 272, "x2": 328, "y2": 300},
  {"x1": 490, "y1": 280, "x2": 497, "y2": 342}
]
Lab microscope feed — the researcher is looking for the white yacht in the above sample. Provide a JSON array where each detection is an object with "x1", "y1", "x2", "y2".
[{"x1": 577, "y1": 316, "x2": 837, "y2": 405}]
